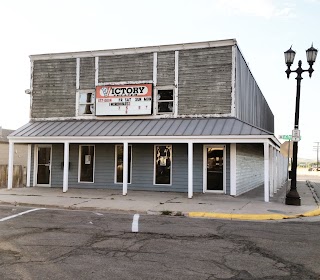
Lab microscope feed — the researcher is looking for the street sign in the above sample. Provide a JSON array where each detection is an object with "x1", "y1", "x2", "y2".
[
  {"x1": 292, "y1": 129, "x2": 300, "y2": 137},
  {"x1": 279, "y1": 134, "x2": 301, "y2": 141},
  {"x1": 279, "y1": 135, "x2": 292, "y2": 140},
  {"x1": 292, "y1": 136, "x2": 300, "y2": 142}
]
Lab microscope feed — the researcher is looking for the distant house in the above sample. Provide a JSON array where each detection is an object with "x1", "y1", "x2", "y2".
[
  {"x1": 0, "y1": 127, "x2": 27, "y2": 187},
  {"x1": 0, "y1": 127, "x2": 27, "y2": 166},
  {"x1": 8, "y1": 39, "x2": 288, "y2": 201}
]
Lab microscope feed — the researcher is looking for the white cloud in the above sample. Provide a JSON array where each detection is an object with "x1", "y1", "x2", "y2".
[{"x1": 214, "y1": 0, "x2": 295, "y2": 19}]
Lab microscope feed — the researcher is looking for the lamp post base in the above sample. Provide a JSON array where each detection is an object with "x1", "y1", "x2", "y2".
[{"x1": 285, "y1": 189, "x2": 301, "y2": 206}]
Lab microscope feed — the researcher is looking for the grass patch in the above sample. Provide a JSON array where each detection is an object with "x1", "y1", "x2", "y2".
[{"x1": 161, "y1": 210, "x2": 173, "y2": 216}]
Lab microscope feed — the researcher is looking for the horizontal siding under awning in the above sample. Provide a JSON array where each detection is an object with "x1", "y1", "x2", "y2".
[{"x1": 10, "y1": 118, "x2": 271, "y2": 138}]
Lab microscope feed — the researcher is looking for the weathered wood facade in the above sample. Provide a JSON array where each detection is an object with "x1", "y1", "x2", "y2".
[
  {"x1": 8, "y1": 39, "x2": 287, "y2": 202},
  {"x1": 30, "y1": 40, "x2": 273, "y2": 133}
]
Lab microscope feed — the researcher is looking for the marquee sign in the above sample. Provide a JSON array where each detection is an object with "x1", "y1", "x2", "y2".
[{"x1": 95, "y1": 84, "x2": 152, "y2": 116}]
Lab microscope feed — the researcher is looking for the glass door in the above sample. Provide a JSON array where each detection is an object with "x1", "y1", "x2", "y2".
[
  {"x1": 36, "y1": 146, "x2": 51, "y2": 186},
  {"x1": 204, "y1": 146, "x2": 225, "y2": 192}
]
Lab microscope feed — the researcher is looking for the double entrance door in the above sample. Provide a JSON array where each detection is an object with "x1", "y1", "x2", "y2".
[
  {"x1": 35, "y1": 145, "x2": 52, "y2": 186},
  {"x1": 203, "y1": 145, "x2": 225, "y2": 193}
]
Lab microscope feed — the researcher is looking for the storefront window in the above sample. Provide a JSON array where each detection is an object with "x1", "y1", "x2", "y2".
[
  {"x1": 115, "y1": 145, "x2": 132, "y2": 184},
  {"x1": 79, "y1": 145, "x2": 95, "y2": 182},
  {"x1": 154, "y1": 145, "x2": 172, "y2": 185}
]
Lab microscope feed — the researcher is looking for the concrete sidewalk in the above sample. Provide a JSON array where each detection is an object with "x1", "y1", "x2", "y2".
[{"x1": 0, "y1": 180, "x2": 319, "y2": 220}]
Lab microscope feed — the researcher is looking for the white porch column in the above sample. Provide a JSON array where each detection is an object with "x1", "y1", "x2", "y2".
[
  {"x1": 26, "y1": 144, "x2": 32, "y2": 187},
  {"x1": 123, "y1": 142, "x2": 128, "y2": 196},
  {"x1": 264, "y1": 142, "x2": 270, "y2": 202},
  {"x1": 230, "y1": 144, "x2": 237, "y2": 196},
  {"x1": 273, "y1": 148, "x2": 277, "y2": 193},
  {"x1": 63, "y1": 142, "x2": 70, "y2": 193},
  {"x1": 188, "y1": 142, "x2": 193, "y2": 199},
  {"x1": 269, "y1": 146, "x2": 274, "y2": 197},
  {"x1": 7, "y1": 141, "x2": 14, "y2": 190}
]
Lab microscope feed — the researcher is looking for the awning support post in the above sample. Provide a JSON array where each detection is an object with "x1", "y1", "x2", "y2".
[
  {"x1": 264, "y1": 142, "x2": 270, "y2": 202},
  {"x1": 63, "y1": 142, "x2": 69, "y2": 193},
  {"x1": 188, "y1": 142, "x2": 193, "y2": 199},
  {"x1": 123, "y1": 142, "x2": 128, "y2": 196},
  {"x1": 26, "y1": 144, "x2": 32, "y2": 187},
  {"x1": 7, "y1": 141, "x2": 14, "y2": 190}
]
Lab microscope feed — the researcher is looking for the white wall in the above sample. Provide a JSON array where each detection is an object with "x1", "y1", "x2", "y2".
[{"x1": 236, "y1": 143, "x2": 264, "y2": 196}]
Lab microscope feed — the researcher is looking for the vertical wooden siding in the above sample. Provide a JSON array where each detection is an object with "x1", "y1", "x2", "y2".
[
  {"x1": 235, "y1": 47, "x2": 274, "y2": 133},
  {"x1": 178, "y1": 47, "x2": 233, "y2": 115},
  {"x1": 156, "y1": 52, "x2": 175, "y2": 86},
  {"x1": 98, "y1": 53, "x2": 153, "y2": 83},
  {"x1": 236, "y1": 143, "x2": 264, "y2": 195},
  {"x1": 32, "y1": 59, "x2": 77, "y2": 118},
  {"x1": 80, "y1": 57, "x2": 95, "y2": 89}
]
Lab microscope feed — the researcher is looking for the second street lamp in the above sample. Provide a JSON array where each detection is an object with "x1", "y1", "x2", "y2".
[{"x1": 284, "y1": 44, "x2": 318, "y2": 206}]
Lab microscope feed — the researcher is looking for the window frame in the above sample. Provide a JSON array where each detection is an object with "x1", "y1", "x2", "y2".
[
  {"x1": 153, "y1": 144, "x2": 172, "y2": 186},
  {"x1": 114, "y1": 144, "x2": 133, "y2": 184},
  {"x1": 155, "y1": 86, "x2": 175, "y2": 115},
  {"x1": 78, "y1": 145, "x2": 95, "y2": 183},
  {"x1": 76, "y1": 89, "x2": 96, "y2": 117}
]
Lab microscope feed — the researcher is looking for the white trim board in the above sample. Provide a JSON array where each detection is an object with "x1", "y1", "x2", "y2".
[
  {"x1": 30, "y1": 39, "x2": 237, "y2": 61},
  {"x1": 8, "y1": 136, "x2": 280, "y2": 147}
]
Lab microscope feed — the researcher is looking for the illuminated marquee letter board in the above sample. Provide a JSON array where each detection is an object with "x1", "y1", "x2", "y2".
[{"x1": 95, "y1": 84, "x2": 152, "y2": 116}]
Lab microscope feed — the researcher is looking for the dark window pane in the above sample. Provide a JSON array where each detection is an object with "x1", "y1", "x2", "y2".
[
  {"x1": 207, "y1": 148, "x2": 224, "y2": 190},
  {"x1": 37, "y1": 147, "x2": 51, "y2": 184},
  {"x1": 37, "y1": 165, "x2": 50, "y2": 184},
  {"x1": 158, "y1": 90, "x2": 173, "y2": 100},
  {"x1": 80, "y1": 146, "x2": 94, "y2": 182},
  {"x1": 38, "y1": 147, "x2": 50, "y2": 164},
  {"x1": 116, "y1": 145, "x2": 132, "y2": 183},
  {"x1": 158, "y1": 102, "x2": 173, "y2": 113},
  {"x1": 155, "y1": 145, "x2": 171, "y2": 185}
]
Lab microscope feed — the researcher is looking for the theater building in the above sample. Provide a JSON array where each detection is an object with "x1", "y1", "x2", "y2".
[{"x1": 7, "y1": 39, "x2": 287, "y2": 202}]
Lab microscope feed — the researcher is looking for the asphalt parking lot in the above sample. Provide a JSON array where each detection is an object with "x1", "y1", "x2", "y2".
[{"x1": 0, "y1": 205, "x2": 320, "y2": 280}]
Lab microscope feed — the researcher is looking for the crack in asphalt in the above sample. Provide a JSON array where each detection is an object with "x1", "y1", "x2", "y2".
[{"x1": 0, "y1": 209, "x2": 319, "y2": 279}]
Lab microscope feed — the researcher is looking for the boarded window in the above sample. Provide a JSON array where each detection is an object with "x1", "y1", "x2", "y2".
[
  {"x1": 78, "y1": 91, "x2": 95, "y2": 115},
  {"x1": 157, "y1": 89, "x2": 174, "y2": 114}
]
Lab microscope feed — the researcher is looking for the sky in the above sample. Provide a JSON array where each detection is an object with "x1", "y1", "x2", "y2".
[{"x1": 0, "y1": 0, "x2": 319, "y2": 160}]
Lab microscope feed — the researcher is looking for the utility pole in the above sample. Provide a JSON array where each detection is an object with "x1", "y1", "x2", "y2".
[{"x1": 313, "y1": 142, "x2": 320, "y2": 171}]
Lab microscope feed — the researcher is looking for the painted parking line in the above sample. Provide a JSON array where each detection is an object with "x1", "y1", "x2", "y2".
[
  {"x1": 132, "y1": 214, "x2": 140, "y2": 232},
  {"x1": 0, "y1": 208, "x2": 45, "y2": 222}
]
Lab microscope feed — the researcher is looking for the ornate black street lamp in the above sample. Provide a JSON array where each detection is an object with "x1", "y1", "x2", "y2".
[{"x1": 284, "y1": 44, "x2": 318, "y2": 205}]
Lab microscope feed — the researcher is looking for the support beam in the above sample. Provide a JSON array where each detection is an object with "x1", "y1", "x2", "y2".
[
  {"x1": 7, "y1": 141, "x2": 14, "y2": 190},
  {"x1": 123, "y1": 142, "x2": 128, "y2": 196},
  {"x1": 230, "y1": 144, "x2": 237, "y2": 196},
  {"x1": 188, "y1": 142, "x2": 193, "y2": 199},
  {"x1": 269, "y1": 145, "x2": 274, "y2": 197},
  {"x1": 174, "y1": 51, "x2": 179, "y2": 117},
  {"x1": 63, "y1": 142, "x2": 70, "y2": 193},
  {"x1": 264, "y1": 142, "x2": 270, "y2": 202},
  {"x1": 273, "y1": 148, "x2": 277, "y2": 193},
  {"x1": 26, "y1": 144, "x2": 32, "y2": 187}
]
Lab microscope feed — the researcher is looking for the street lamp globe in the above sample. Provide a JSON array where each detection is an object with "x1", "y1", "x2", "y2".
[
  {"x1": 306, "y1": 44, "x2": 318, "y2": 65},
  {"x1": 284, "y1": 46, "x2": 296, "y2": 66}
]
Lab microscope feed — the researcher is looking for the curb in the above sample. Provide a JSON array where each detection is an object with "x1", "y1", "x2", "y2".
[{"x1": 188, "y1": 206, "x2": 320, "y2": 220}]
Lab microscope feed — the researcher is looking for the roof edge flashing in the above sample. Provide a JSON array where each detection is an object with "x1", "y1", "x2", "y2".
[{"x1": 30, "y1": 39, "x2": 237, "y2": 61}]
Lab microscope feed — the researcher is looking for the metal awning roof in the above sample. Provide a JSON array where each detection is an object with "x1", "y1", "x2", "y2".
[{"x1": 10, "y1": 118, "x2": 271, "y2": 138}]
